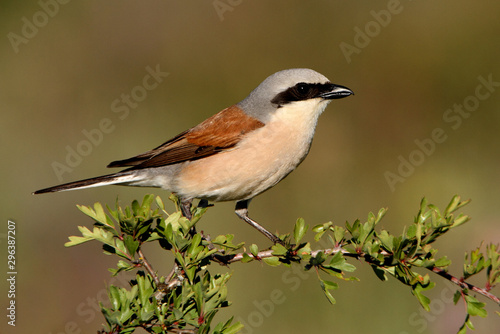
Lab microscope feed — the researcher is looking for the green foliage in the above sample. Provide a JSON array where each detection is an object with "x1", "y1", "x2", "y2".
[
  {"x1": 72, "y1": 195, "x2": 244, "y2": 334},
  {"x1": 69, "y1": 195, "x2": 500, "y2": 334}
]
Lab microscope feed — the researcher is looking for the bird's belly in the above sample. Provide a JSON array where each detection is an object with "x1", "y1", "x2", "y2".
[{"x1": 175, "y1": 112, "x2": 318, "y2": 202}]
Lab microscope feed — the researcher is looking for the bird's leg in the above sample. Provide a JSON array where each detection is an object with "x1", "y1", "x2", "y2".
[
  {"x1": 196, "y1": 199, "x2": 215, "y2": 248},
  {"x1": 180, "y1": 198, "x2": 193, "y2": 220},
  {"x1": 235, "y1": 200, "x2": 283, "y2": 245},
  {"x1": 179, "y1": 198, "x2": 198, "y2": 236}
]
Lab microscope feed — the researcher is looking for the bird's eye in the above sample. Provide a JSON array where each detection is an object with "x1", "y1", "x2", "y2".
[
  {"x1": 271, "y1": 82, "x2": 316, "y2": 106},
  {"x1": 295, "y1": 83, "x2": 310, "y2": 96}
]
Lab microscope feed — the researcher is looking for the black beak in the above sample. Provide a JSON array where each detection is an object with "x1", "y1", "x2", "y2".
[{"x1": 320, "y1": 83, "x2": 354, "y2": 100}]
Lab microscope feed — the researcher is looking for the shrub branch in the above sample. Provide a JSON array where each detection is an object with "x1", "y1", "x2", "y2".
[{"x1": 67, "y1": 194, "x2": 499, "y2": 334}]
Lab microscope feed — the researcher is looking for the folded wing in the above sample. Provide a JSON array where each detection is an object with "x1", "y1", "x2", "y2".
[{"x1": 107, "y1": 105, "x2": 265, "y2": 170}]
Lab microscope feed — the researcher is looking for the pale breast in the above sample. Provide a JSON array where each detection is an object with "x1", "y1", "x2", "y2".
[{"x1": 176, "y1": 99, "x2": 329, "y2": 202}]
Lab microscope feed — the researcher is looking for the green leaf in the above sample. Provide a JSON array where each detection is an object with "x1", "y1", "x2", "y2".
[
  {"x1": 76, "y1": 204, "x2": 95, "y2": 219},
  {"x1": 313, "y1": 222, "x2": 332, "y2": 241},
  {"x1": 452, "y1": 214, "x2": 470, "y2": 228},
  {"x1": 457, "y1": 321, "x2": 467, "y2": 334},
  {"x1": 293, "y1": 218, "x2": 308, "y2": 244},
  {"x1": 333, "y1": 225, "x2": 345, "y2": 244},
  {"x1": 262, "y1": 256, "x2": 280, "y2": 266},
  {"x1": 249, "y1": 244, "x2": 259, "y2": 257},
  {"x1": 406, "y1": 224, "x2": 417, "y2": 239},
  {"x1": 271, "y1": 243, "x2": 288, "y2": 256},
  {"x1": 378, "y1": 230, "x2": 394, "y2": 252},
  {"x1": 141, "y1": 194, "x2": 155, "y2": 210},
  {"x1": 461, "y1": 314, "x2": 475, "y2": 331},
  {"x1": 371, "y1": 265, "x2": 388, "y2": 281},
  {"x1": 444, "y1": 195, "x2": 461, "y2": 216},
  {"x1": 453, "y1": 290, "x2": 462, "y2": 305},
  {"x1": 311, "y1": 251, "x2": 327, "y2": 266},
  {"x1": 412, "y1": 282, "x2": 435, "y2": 311},
  {"x1": 434, "y1": 256, "x2": 451, "y2": 268},
  {"x1": 94, "y1": 202, "x2": 112, "y2": 226},
  {"x1": 65, "y1": 234, "x2": 94, "y2": 247},
  {"x1": 375, "y1": 207, "x2": 387, "y2": 224},
  {"x1": 312, "y1": 221, "x2": 332, "y2": 233},
  {"x1": 108, "y1": 285, "x2": 121, "y2": 310},
  {"x1": 416, "y1": 197, "x2": 429, "y2": 224},
  {"x1": 131, "y1": 199, "x2": 140, "y2": 215},
  {"x1": 187, "y1": 233, "x2": 202, "y2": 256},
  {"x1": 319, "y1": 279, "x2": 338, "y2": 304},
  {"x1": 109, "y1": 260, "x2": 135, "y2": 276},
  {"x1": 155, "y1": 195, "x2": 166, "y2": 212},
  {"x1": 222, "y1": 321, "x2": 244, "y2": 334},
  {"x1": 113, "y1": 238, "x2": 131, "y2": 260},
  {"x1": 465, "y1": 295, "x2": 487, "y2": 318},
  {"x1": 213, "y1": 317, "x2": 244, "y2": 334},
  {"x1": 296, "y1": 242, "x2": 312, "y2": 259},
  {"x1": 328, "y1": 251, "x2": 356, "y2": 272},
  {"x1": 241, "y1": 253, "x2": 253, "y2": 263},
  {"x1": 444, "y1": 195, "x2": 471, "y2": 216},
  {"x1": 123, "y1": 235, "x2": 140, "y2": 256}
]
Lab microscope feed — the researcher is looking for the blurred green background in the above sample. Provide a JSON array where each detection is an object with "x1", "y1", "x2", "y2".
[{"x1": 1, "y1": 1, "x2": 500, "y2": 333}]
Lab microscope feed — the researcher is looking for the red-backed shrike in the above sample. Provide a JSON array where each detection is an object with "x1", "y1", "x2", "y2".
[{"x1": 34, "y1": 68, "x2": 354, "y2": 243}]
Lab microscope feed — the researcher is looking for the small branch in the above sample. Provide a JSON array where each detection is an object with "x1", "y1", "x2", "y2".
[
  {"x1": 429, "y1": 266, "x2": 500, "y2": 304},
  {"x1": 165, "y1": 263, "x2": 178, "y2": 282},
  {"x1": 222, "y1": 246, "x2": 500, "y2": 305},
  {"x1": 222, "y1": 246, "x2": 352, "y2": 264},
  {"x1": 138, "y1": 249, "x2": 159, "y2": 285},
  {"x1": 164, "y1": 263, "x2": 184, "y2": 290},
  {"x1": 168, "y1": 329, "x2": 197, "y2": 334},
  {"x1": 226, "y1": 249, "x2": 274, "y2": 263}
]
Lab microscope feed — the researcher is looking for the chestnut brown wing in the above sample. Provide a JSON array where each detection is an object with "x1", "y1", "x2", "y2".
[{"x1": 107, "y1": 105, "x2": 264, "y2": 169}]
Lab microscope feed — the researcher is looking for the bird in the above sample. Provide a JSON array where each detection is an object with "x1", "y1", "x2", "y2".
[{"x1": 34, "y1": 68, "x2": 354, "y2": 244}]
